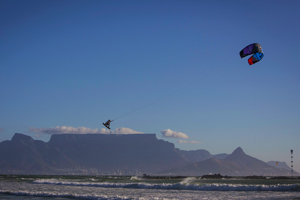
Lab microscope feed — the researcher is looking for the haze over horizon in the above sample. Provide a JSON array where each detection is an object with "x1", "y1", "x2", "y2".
[{"x1": 1, "y1": 0, "x2": 299, "y2": 172}]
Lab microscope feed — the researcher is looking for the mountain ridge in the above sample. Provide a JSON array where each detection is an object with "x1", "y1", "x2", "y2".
[
  {"x1": 0, "y1": 133, "x2": 296, "y2": 176},
  {"x1": 161, "y1": 147, "x2": 294, "y2": 176}
]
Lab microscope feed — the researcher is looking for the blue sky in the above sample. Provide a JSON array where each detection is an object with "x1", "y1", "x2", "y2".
[{"x1": 1, "y1": 0, "x2": 300, "y2": 172}]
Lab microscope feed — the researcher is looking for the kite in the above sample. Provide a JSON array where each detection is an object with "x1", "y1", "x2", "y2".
[{"x1": 240, "y1": 43, "x2": 264, "y2": 65}]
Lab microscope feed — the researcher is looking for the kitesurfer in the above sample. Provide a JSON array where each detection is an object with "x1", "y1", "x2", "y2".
[{"x1": 103, "y1": 120, "x2": 112, "y2": 129}]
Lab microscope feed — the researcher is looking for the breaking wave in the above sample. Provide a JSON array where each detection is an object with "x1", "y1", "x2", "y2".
[
  {"x1": 0, "y1": 190, "x2": 130, "y2": 200},
  {"x1": 33, "y1": 179, "x2": 300, "y2": 191}
]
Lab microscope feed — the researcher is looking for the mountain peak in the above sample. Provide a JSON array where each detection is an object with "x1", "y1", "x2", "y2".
[
  {"x1": 12, "y1": 133, "x2": 33, "y2": 143},
  {"x1": 231, "y1": 147, "x2": 245, "y2": 155},
  {"x1": 224, "y1": 147, "x2": 247, "y2": 162}
]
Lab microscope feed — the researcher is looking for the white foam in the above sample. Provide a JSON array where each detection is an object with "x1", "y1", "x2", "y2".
[
  {"x1": 130, "y1": 176, "x2": 144, "y2": 181},
  {"x1": 179, "y1": 177, "x2": 197, "y2": 185},
  {"x1": 33, "y1": 179, "x2": 300, "y2": 191},
  {"x1": 0, "y1": 190, "x2": 132, "y2": 200}
]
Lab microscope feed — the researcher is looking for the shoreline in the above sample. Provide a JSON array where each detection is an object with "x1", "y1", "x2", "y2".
[
  {"x1": 140, "y1": 173, "x2": 300, "y2": 180},
  {"x1": 1, "y1": 173, "x2": 300, "y2": 180}
]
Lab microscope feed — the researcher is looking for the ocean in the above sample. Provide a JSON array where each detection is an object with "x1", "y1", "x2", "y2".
[{"x1": 0, "y1": 175, "x2": 299, "y2": 200}]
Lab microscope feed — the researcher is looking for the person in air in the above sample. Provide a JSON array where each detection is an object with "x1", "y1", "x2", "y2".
[{"x1": 103, "y1": 120, "x2": 112, "y2": 129}]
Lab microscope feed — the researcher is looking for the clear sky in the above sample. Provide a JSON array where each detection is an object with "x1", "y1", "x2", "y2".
[{"x1": 1, "y1": 0, "x2": 300, "y2": 172}]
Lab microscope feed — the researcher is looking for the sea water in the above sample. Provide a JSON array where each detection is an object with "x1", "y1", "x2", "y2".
[{"x1": 0, "y1": 175, "x2": 299, "y2": 200}]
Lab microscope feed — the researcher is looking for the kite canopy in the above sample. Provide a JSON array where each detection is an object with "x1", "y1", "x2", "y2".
[{"x1": 240, "y1": 43, "x2": 264, "y2": 65}]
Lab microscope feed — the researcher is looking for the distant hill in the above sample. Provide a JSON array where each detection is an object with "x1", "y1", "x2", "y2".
[
  {"x1": 0, "y1": 133, "x2": 296, "y2": 176},
  {"x1": 267, "y1": 161, "x2": 294, "y2": 171},
  {"x1": 160, "y1": 147, "x2": 294, "y2": 176},
  {"x1": 175, "y1": 149, "x2": 228, "y2": 163}
]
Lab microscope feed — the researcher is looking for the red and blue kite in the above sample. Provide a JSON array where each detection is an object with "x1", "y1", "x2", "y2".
[{"x1": 240, "y1": 43, "x2": 264, "y2": 65}]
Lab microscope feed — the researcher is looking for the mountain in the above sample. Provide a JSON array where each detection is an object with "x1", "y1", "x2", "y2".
[
  {"x1": 267, "y1": 161, "x2": 294, "y2": 171},
  {"x1": 0, "y1": 133, "x2": 188, "y2": 175},
  {"x1": 160, "y1": 147, "x2": 294, "y2": 176},
  {"x1": 175, "y1": 149, "x2": 228, "y2": 163},
  {"x1": 0, "y1": 133, "x2": 296, "y2": 176},
  {"x1": 223, "y1": 147, "x2": 284, "y2": 175},
  {"x1": 0, "y1": 133, "x2": 79, "y2": 174}
]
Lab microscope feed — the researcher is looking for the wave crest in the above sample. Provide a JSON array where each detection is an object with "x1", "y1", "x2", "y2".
[{"x1": 33, "y1": 179, "x2": 300, "y2": 191}]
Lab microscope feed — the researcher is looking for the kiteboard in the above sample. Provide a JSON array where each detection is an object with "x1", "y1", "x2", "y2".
[{"x1": 103, "y1": 123, "x2": 110, "y2": 129}]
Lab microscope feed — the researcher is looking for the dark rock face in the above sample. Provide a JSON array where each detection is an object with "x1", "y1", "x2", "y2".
[{"x1": 48, "y1": 134, "x2": 187, "y2": 170}]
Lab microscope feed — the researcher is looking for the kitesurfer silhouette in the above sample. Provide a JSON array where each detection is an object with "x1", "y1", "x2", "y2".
[{"x1": 103, "y1": 120, "x2": 112, "y2": 129}]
